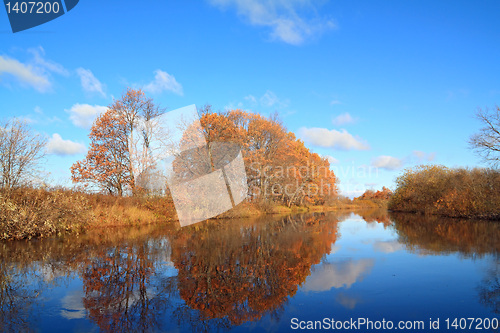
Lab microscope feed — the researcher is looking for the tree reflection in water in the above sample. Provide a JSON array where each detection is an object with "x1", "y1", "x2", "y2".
[
  {"x1": 357, "y1": 208, "x2": 392, "y2": 228},
  {"x1": 82, "y1": 241, "x2": 168, "y2": 332},
  {"x1": 390, "y1": 212, "x2": 500, "y2": 256},
  {"x1": 478, "y1": 259, "x2": 499, "y2": 314},
  {"x1": 0, "y1": 263, "x2": 37, "y2": 333},
  {"x1": 390, "y1": 212, "x2": 500, "y2": 315},
  {"x1": 0, "y1": 211, "x2": 498, "y2": 332},
  {"x1": 0, "y1": 213, "x2": 345, "y2": 332},
  {"x1": 170, "y1": 213, "x2": 341, "y2": 325}
]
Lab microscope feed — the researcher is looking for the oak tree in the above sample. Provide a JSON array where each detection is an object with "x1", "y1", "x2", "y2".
[{"x1": 71, "y1": 88, "x2": 165, "y2": 195}]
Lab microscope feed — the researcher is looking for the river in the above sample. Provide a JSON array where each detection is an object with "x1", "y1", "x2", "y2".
[{"x1": 0, "y1": 210, "x2": 498, "y2": 332}]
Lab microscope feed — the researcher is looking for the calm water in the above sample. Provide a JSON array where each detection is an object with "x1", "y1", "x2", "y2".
[{"x1": 0, "y1": 210, "x2": 498, "y2": 332}]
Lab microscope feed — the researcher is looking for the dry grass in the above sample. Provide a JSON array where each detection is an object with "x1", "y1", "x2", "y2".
[
  {"x1": 0, "y1": 187, "x2": 92, "y2": 240},
  {"x1": 215, "y1": 201, "x2": 263, "y2": 219},
  {"x1": 0, "y1": 188, "x2": 179, "y2": 240},
  {"x1": 91, "y1": 204, "x2": 158, "y2": 226}
]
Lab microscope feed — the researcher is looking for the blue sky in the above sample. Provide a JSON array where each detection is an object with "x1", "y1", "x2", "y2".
[{"x1": 1, "y1": 0, "x2": 499, "y2": 196}]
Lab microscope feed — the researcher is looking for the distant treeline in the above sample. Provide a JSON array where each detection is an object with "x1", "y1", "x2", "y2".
[{"x1": 388, "y1": 165, "x2": 500, "y2": 220}]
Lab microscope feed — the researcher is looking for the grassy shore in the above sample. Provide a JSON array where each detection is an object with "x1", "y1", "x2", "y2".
[{"x1": 0, "y1": 187, "x2": 386, "y2": 240}]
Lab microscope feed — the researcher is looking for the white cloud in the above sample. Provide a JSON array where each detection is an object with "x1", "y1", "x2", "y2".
[
  {"x1": 260, "y1": 90, "x2": 288, "y2": 108},
  {"x1": 336, "y1": 293, "x2": 361, "y2": 310},
  {"x1": 0, "y1": 47, "x2": 68, "y2": 92},
  {"x1": 76, "y1": 68, "x2": 106, "y2": 97},
  {"x1": 324, "y1": 155, "x2": 339, "y2": 165},
  {"x1": 340, "y1": 189, "x2": 365, "y2": 199},
  {"x1": 228, "y1": 90, "x2": 289, "y2": 112},
  {"x1": 66, "y1": 103, "x2": 107, "y2": 129},
  {"x1": 208, "y1": 0, "x2": 335, "y2": 45},
  {"x1": 412, "y1": 150, "x2": 436, "y2": 162},
  {"x1": 371, "y1": 155, "x2": 403, "y2": 171},
  {"x1": 373, "y1": 240, "x2": 404, "y2": 253},
  {"x1": 28, "y1": 47, "x2": 69, "y2": 76},
  {"x1": 224, "y1": 101, "x2": 244, "y2": 111},
  {"x1": 46, "y1": 134, "x2": 86, "y2": 156},
  {"x1": 60, "y1": 290, "x2": 86, "y2": 320},
  {"x1": 0, "y1": 55, "x2": 51, "y2": 92},
  {"x1": 143, "y1": 69, "x2": 183, "y2": 95},
  {"x1": 303, "y1": 259, "x2": 374, "y2": 291},
  {"x1": 330, "y1": 99, "x2": 342, "y2": 105},
  {"x1": 332, "y1": 112, "x2": 357, "y2": 126},
  {"x1": 244, "y1": 94, "x2": 257, "y2": 104},
  {"x1": 299, "y1": 127, "x2": 370, "y2": 150}
]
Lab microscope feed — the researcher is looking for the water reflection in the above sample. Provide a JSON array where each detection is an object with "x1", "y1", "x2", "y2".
[
  {"x1": 171, "y1": 214, "x2": 341, "y2": 325},
  {"x1": 0, "y1": 211, "x2": 497, "y2": 332},
  {"x1": 0, "y1": 262, "x2": 38, "y2": 333},
  {"x1": 358, "y1": 208, "x2": 392, "y2": 228},
  {"x1": 390, "y1": 212, "x2": 499, "y2": 317},
  {"x1": 335, "y1": 292, "x2": 363, "y2": 310},
  {"x1": 478, "y1": 260, "x2": 500, "y2": 314},
  {"x1": 60, "y1": 290, "x2": 86, "y2": 319},
  {"x1": 372, "y1": 240, "x2": 404, "y2": 253},
  {"x1": 303, "y1": 259, "x2": 374, "y2": 291},
  {"x1": 0, "y1": 213, "x2": 347, "y2": 332},
  {"x1": 390, "y1": 212, "x2": 500, "y2": 256},
  {"x1": 81, "y1": 241, "x2": 171, "y2": 332}
]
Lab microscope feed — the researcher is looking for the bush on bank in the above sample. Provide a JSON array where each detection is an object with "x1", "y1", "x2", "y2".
[{"x1": 388, "y1": 165, "x2": 500, "y2": 220}]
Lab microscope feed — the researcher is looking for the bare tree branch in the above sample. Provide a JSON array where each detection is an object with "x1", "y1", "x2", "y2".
[
  {"x1": 0, "y1": 119, "x2": 47, "y2": 189},
  {"x1": 469, "y1": 106, "x2": 500, "y2": 167}
]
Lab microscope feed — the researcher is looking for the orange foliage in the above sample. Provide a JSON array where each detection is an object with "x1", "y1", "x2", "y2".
[
  {"x1": 192, "y1": 108, "x2": 338, "y2": 207},
  {"x1": 356, "y1": 187, "x2": 392, "y2": 201},
  {"x1": 71, "y1": 88, "x2": 163, "y2": 196},
  {"x1": 71, "y1": 109, "x2": 131, "y2": 195}
]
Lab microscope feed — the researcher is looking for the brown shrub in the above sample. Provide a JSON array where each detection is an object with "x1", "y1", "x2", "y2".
[{"x1": 389, "y1": 165, "x2": 500, "y2": 219}]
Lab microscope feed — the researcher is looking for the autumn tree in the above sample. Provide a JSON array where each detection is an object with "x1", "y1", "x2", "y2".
[
  {"x1": 112, "y1": 88, "x2": 165, "y2": 188},
  {"x1": 71, "y1": 110, "x2": 131, "y2": 195},
  {"x1": 193, "y1": 109, "x2": 338, "y2": 206},
  {"x1": 356, "y1": 187, "x2": 392, "y2": 200},
  {"x1": 71, "y1": 88, "x2": 165, "y2": 195},
  {"x1": 0, "y1": 118, "x2": 46, "y2": 189},
  {"x1": 469, "y1": 106, "x2": 500, "y2": 167}
]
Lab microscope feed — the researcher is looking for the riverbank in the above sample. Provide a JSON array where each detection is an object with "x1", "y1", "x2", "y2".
[{"x1": 0, "y1": 187, "x2": 385, "y2": 240}]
